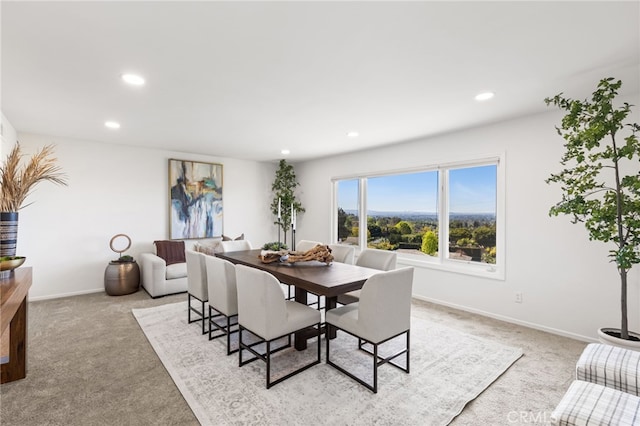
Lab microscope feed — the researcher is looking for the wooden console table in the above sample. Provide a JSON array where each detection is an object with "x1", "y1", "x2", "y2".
[{"x1": 1, "y1": 267, "x2": 32, "y2": 383}]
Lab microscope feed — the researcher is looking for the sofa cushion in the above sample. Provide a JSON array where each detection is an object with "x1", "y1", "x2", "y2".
[
  {"x1": 154, "y1": 240, "x2": 186, "y2": 265},
  {"x1": 551, "y1": 380, "x2": 640, "y2": 425},
  {"x1": 222, "y1": 233, "x2": 244, "y2": 241},
  {"x1": 576, "y1": 343, "x2": 640, "y2": 396},
  {"x1": 166, "y1": 262, "x2": 188, "y2": 280}
]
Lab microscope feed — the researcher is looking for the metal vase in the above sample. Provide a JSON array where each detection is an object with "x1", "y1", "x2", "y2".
[{"x1": 0, "y1": 212, "x2": 19, "y2": 257}]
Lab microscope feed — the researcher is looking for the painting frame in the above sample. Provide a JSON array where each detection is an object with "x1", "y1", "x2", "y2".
[{"x1": 168, "y1": 159, "x2": 223, "y2": 240}]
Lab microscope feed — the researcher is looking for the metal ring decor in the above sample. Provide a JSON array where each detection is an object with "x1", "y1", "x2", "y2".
[{"x1": 109, "y1": 233, "x2": 132, "y2": 255}]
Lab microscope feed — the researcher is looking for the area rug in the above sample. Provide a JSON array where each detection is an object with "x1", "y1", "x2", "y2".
[{"x1": 132, "y1": 302, "x2": 522, "y2": 426}]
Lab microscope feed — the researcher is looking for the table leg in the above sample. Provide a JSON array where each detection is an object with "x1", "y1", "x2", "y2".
[
  {"x1": 1, "y1": 297, "x2": 28, "y2": 383},
  {"x1": 325, "y1": 296, "x2": 337, "y2": 339},
  {"x1": 294, "y1": 287, "x2": 309, "y2": 351}
]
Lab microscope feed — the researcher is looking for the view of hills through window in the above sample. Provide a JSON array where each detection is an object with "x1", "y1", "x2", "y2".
[{"x1": 336, "y1": 164, "x2": 497, "y2": 264}]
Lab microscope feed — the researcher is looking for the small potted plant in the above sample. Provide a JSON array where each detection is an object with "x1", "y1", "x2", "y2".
[{"x1": 262, "y1": 242, "x2": 289, "y2": 251}]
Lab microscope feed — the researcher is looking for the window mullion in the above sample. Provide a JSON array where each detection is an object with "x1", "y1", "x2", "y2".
[
  {"x1": 359, "y1": 177, "x2": 367, "y2": 249},
  {"x1": 439, "y1": 168, "x2": 448, "y2": 263}
]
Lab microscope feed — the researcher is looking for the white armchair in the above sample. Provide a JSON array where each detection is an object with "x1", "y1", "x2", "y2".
[{"x1": 140, "y1": 240, "x2": 188, "y2": 298}]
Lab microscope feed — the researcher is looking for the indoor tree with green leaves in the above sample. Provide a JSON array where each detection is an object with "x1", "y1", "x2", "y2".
[
  {"x1": 271, "y1": 159, "x2": 305, "y2": 246},
  {"x1": 545, "y1": 77, "x2": 640, "y2": 341}
]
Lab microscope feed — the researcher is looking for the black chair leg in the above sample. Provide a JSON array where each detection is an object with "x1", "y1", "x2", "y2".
[
  {"x1": 326, "y1": 326, "x2": 409, "y2": 393},
  {"x1": 373, "y1": 342, "x2": 378, "y2": 393},
  {"x1": 201, "y1": 299, "x2": 206, "y2": 334},
  {"x1": 239, "y1": 324, "x2": 321, "y2": 389},
  {"x1": 188, "y1": 294, "x2": 208, "y2": 334}
]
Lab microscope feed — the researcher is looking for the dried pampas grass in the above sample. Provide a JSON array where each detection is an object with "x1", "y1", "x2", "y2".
[{"x1": 0, "y1": 143, "x2": 68, "y2": 211}]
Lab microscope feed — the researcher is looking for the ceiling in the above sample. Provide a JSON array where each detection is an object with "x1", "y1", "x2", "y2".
[{"x1": 2, "y1": 1, "x2": 639, "y2": 163}]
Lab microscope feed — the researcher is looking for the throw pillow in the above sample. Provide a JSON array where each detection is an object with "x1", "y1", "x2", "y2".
[
  {"x1": 154, "y1": 240, "x2": 186, "y2": 265},
  {"x1": 222, "y1": 233, "x2": 244, "y2": 241},
  {"x1": 194, "y1": 240, "x2": 223, "y2": 256}
]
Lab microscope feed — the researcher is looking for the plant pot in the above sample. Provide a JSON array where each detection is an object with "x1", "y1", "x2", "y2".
[
  {"x1": 0, "y1": 212, "x2": 19, "y2": 257},
  {"x1": 597, "y1": 327, "x2": 640, "y2": 352},
  {"x1": 104, "y1": 260, "x2": 140, "y2": 296}
]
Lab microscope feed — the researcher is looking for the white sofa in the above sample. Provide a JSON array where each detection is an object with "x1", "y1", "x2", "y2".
[
  {"x1": 140, "y1": 240, "x2": 188, "y2": 298},
  {"x1": 139, "y1": 237, "x2": 238, "y2": 298}
]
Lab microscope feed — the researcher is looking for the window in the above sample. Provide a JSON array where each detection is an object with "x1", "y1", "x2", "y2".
[
  {"x1": 333, "y1": 158, "x2": 502, "y2": 278},
  {"x1": 447, "y1": 165, "x2": 497, "y2": 264},
  {"x1": 366, "y1": 171, "x2": 438, "y2": 259},
  {"x1": 335, "y1": 179, "x2": 359, "y2": 246}
]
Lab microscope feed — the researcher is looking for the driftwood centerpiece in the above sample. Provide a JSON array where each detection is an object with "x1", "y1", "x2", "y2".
[{"x1": 259, "y1": 244, "x2": 334, "y2": 265}]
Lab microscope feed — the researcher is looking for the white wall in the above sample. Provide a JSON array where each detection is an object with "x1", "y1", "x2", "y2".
[
  {"x1": 8, "y1": 91, "x2": 640, "y2": 339},
  {"x1": 1, "y1": 111, "x2": 18, "y2": 156},
  {"x1": 294, "y1": 95, "x2": 640, "y2": 342},
  {"x1": 15, "y1": 133, "x2": 277, "y2": 300}
]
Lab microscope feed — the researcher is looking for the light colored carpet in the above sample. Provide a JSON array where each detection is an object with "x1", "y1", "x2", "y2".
[{"x1": 133, "y1": 301, "x2": 523, "y2": 426}]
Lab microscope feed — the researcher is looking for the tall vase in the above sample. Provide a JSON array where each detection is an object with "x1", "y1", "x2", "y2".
[{"x1": 0, "y1": 212, "x2": 19, "y2": 257}]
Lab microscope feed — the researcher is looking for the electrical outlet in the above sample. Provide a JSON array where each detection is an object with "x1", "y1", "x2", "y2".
[{"x1": 515, "y1": 292, "x2": 523, "y2": 303}]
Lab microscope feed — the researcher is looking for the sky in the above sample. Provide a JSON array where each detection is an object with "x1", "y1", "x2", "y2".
[{"x1": 338, "y1": 165, "x2": 496, "y2": 214}]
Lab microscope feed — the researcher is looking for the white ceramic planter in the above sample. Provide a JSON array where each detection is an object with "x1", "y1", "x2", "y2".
[{"x1": 598, "y1": 327, "x2": 640, "y2": 352}]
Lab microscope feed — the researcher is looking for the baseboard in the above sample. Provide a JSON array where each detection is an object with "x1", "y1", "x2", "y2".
[
  {"x1": 29, "y1": 287, "x2": 104, "y2": 302},
  {"x1": 412, "y1": 294, "x2": 596, "y2": 344}
]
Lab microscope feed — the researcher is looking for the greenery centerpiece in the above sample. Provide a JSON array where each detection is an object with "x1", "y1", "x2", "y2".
[
  {"x1": 545, "y1": 77, "x2": 640, "y2": 342},
  {"x1": 262, "y1": 242, "x2": 288, "y2": 251},
  {"x1": 270, "y1": 159, "x2": 304, "y2": 246}
]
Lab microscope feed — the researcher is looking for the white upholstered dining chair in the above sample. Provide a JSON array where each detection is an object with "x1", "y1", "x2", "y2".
[
  {"x1": 186, "y1": 250, "x2": 208, "y2": 335},
  {"x1": 220, "y1": 240, "x2": 252, "y2": 253},
  {"x1": 291, "y1": 239, "x2": 325, "y2": 306},
  {"x1": 235, "y1": 264, "x2": 321, "y2": 389},
  {"x1": 328, "y1": 244, "x2": 355, "y2": 264},
  {"x1": 295, "y1": 239, "x2": 323, "y2": 252},
  {"x1": 205, "y1": 255, "x2": 239, "y2": 355},
  {"x1": 288, "y1": 240, "x2": 325, "y2": 309},
  {"x1": 326, "y1": 267, "x2": 414, "y2": 393},
  {"x1": 337, "y1": 248, "x2": 397, "y2": 305},
  {"x1": 356, "y1": 248, "x2": 398, "y2": 270}
]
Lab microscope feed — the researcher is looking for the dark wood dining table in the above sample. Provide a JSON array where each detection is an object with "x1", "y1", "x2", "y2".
[{"x1": 216, "y1": 249, "x2": 378, "y2": 350}]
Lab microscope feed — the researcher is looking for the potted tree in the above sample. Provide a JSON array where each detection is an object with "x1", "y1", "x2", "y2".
[
  {"x1": 270, "y1": 159, "x2": 305, "y2": 247},
  {"x1": 545, "y1": 78, "x2": 640, "y2": 349}
]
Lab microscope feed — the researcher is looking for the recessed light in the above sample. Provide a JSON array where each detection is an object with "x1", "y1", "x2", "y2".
[
  {"x1": 347, "y1": 131, "x2": 359, "y2": 138},
  {"x1": 475, "y1": 92, "x2": 495, "y2": 101},
  {"x1": 105, "y1": 121, "x2": 121, "y2": 129},
  {"x1": 281, "y1": 149, "x2": 290, "y2": 155},
  {"x1": 121, "y1": 73, "x2": 145, "y2": 86}
]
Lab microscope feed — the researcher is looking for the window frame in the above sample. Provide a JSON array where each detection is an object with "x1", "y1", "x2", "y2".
[{"x1": 332, "y1": 154, "x2": 505, "y2": 280}]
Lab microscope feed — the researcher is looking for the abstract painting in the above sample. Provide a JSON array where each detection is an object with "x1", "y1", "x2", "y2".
[{"x1": 169, "y1": 159, "x2": 223, "y2": 239}]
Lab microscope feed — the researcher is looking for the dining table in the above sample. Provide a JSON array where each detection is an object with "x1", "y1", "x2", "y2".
[{"x1": 216, "y1": 248, "x2": 379, "y2": 350}]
